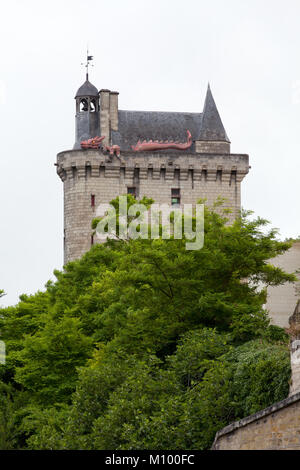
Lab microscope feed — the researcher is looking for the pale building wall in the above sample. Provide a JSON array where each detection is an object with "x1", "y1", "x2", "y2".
[{"x1": 266, "y1": 242, "x2": 300, "y2": 328}]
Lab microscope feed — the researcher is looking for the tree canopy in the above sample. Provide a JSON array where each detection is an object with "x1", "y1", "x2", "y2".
[{"x1": 0, "y1": 197, "x2": 296, "y2": 449}]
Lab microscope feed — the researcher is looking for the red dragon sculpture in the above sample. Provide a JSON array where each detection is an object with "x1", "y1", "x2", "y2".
[
  {"x1": 80, "y1": 136, "x2": 105, "y2": 149},
  {"x1": 131, "y1": 130, "x2": 192, "y2": 152}
]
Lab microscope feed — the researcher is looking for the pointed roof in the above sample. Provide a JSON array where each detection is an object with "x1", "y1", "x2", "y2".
[
  {"x1": 75, "y1": 74, "x2": 98, "y2": 98},
  {"x1": 198, "y1": 84, "x2": 230, "y2": 142}
]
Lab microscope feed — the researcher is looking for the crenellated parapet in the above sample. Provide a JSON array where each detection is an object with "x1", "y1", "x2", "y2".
[
  {"x1": 57, "y1": 148, "x2": 249, "y2": 263},
  {"x1": 57, "y1": 149, "x2": 249, "y2": 183}
]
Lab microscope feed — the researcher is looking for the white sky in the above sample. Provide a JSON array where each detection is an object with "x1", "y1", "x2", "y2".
[{"x1": 1, "y1": 0, "x2": 300, "y2": 306}]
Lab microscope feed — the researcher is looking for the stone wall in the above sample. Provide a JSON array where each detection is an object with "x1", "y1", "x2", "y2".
[
  {"x1": 57, "y1": 149, "x2": 249, "y2": 264},
  {"x1": 212, "y1": 392, "x2": 300, "y2": 450},
  {"x1": 195, "y1": 141, "x2": 230, "y2": 154}
]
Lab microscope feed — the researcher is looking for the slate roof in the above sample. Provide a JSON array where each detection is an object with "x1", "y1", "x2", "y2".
[
  {"x1": 111, "y1": 110, "x2": 202, "y2": 151},
  {"x1": 75, "y1": 78, "x2": 98, "y2": 98},
  {"x1": 111, "y1": 86, "x2": 230, "y2": 151}
]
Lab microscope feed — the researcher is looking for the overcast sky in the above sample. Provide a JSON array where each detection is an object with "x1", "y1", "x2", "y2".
[{"x1": 1, "y1": 0, "x2": 300, "y2": 306}]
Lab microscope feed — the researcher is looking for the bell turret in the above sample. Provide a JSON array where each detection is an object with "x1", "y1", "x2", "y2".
[{"x1": 73, "y1": 71, "x2": 99, "y2": 149}]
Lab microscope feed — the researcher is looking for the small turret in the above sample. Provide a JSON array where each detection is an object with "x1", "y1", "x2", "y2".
[
  {"x1": 73, "y1": 73, "x2": 99, "y2": 149},
  {"x1": 196, "y1": 84, "x2": 231, "y2": 154}
]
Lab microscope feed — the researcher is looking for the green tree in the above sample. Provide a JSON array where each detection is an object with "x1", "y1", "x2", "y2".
[
  {"x1": 15, "y1": 316, "x2": 93, "y2": 405},
  {"x1": 0, "y1": 199, "x2": 296, "y2": 449},
  {"x1": 50, "y1": 333, "x2": 289, "y2": 451}
]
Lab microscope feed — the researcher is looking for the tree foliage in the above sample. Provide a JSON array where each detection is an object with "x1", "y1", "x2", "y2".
[{"x1": 0, "y1": 198, "x2": 295, "y2": 449}]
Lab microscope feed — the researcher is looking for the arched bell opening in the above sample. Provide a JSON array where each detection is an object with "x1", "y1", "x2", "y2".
[
  {"x1": 80, "y1": 98, "x2": 89, "y2": 112},
  {"x1": 90, "y1": 98, "x2": 98, "y2": 112},
  {"x1": 76, "y1": 96, "x2": 99, "y2": 113}
]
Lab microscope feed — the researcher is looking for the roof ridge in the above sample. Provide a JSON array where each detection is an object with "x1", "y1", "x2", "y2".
[{"x1": 118, "y1": 109, "x2": 202, "y2": 116}]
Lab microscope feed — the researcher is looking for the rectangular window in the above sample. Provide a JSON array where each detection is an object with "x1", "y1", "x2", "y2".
[
  {"x1": 127, "y1": 187, "x2": 136, "y2": 198},
  {"x1": 91, "y1": 194, "x2": 95, "y2": 207},
  {"x1": 171, "y1": 188, "x2": 180, "y2": 205},
  {"x1": 91, "y1": 234, "x2": 94, "y2": 246},
  {"x1": 230, "y1": 170, "x2": 237, "y2": 185}
]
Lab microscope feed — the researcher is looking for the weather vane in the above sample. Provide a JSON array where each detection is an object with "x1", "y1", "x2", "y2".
[{"x1": 81, "y1": 49, "x2": 94, "y2": 80}]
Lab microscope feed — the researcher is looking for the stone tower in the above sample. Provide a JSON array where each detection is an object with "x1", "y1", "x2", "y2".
[{"x1": 57, "y1": 75, "x2": 250, "y2": 264}]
